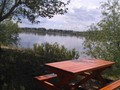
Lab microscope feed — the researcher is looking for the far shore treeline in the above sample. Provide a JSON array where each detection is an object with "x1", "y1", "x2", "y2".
[{"x1": 20, "y1": 27, "x2": 88, "y2": 37}]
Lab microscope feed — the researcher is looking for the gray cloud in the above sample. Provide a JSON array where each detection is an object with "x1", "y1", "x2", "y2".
[
  {"x1": 19, "y1": 0, "x2": 105, "y2": 31},
  {"x1": 66, "y1": 7, "x2": 100, "y2": 22}
]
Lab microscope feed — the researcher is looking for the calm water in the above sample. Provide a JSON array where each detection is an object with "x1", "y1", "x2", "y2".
[{"x1": 18, "y1": 32, "x2": 87, "y2": 57}]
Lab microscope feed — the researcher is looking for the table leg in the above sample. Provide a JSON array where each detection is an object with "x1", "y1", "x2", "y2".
[
  {"x1": 92, "y1": 69, "x2": 107, "y2": 86},
  {"x1": 55, "y1": 74, "x2": 75, "y2": 89},
  {"x1": 47, "y1": 67, "x2": 76, "y2": 89},
  {"x1": 74, "y1": 67, "x2": 109, "y2": 89}
]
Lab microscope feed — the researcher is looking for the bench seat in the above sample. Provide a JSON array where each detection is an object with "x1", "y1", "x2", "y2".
[
  {"x1": 100, "y1": 79, "x2": 120, "y2": 90},
  {"x1": 35, "y1": 73, "x2": 60, "y2": 90},
  {"x1": 35, "y1": 73, "x2": 57, "y2": 81}
]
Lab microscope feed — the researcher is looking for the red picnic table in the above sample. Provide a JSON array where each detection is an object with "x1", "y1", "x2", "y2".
[{"x1": 35, "y1": 58, "x2": 115, "y2": 90}]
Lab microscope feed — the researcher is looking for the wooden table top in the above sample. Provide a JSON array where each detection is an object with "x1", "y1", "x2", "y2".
[{"x1": 45, "y1": 59, "x2": 115, "y2": 74}]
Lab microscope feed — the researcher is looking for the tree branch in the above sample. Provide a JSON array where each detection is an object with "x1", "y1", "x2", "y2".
[
  {"x1": 0, "y1": 0, "x2": 7, "y2": 17},
  {"x1": 0, "y1": 1, "x2": 20, "y2": 22}
]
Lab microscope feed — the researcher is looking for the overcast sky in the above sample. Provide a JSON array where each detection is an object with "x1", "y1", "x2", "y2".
[{"x1": 18, "y1": 0, "x2": 106, "y2": 31}]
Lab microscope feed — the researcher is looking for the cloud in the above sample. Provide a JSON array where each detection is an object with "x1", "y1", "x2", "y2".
[
  {"x1": 19, "y1": 0, "x2": 106, "y2": 31},
  {"x1": 62, "y1": 7, "x2": 101, "y2": 30}
]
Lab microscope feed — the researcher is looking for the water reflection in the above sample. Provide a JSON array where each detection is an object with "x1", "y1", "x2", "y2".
[{"x1": 18, "y1": 32, "x2": 87, "y2": 57}]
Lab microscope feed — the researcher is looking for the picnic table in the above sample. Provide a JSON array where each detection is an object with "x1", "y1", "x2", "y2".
[{"x1": 35, "y1": 58, "x2": 115, "y2": 90}]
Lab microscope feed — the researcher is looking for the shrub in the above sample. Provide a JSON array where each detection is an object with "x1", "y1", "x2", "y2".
[{"x1": 33, "y1": 42, "x2": 79, "y2": 62}]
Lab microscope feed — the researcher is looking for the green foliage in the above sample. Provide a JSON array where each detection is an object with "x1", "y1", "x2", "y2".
[
  {"x1": 0, "y1": 48, "x2": 42, "y2": 90},
  {"x1": 33, "y1": 42, "x2": 79, "y2": 62},
  {"x1": 83, "y1": 0, "x2": 120, "y2": 79},
  {"x1": 0, "y1": 0, "x2": 69, "y2": 23},
  {"x1": 84, "y1": 0, "x2": 120, "y2": 60},
  {"x1": 0, "y1": 20, "x2": 20, "y2": 46},
  {"x1": 0, "y1": 43, "x2": 79, "y2": 90}
]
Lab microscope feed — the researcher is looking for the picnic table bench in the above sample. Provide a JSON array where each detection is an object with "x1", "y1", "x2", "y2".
[
  {"x1": 100, "y1": 79, "x2": 120, "y2": 90},
  {"x1": 35, "y1": 73, "x2": 57, "y2": 81},
  {"x1": 35, "y1": 59, "x2": 115, "y2": 90},
  {"x1": 35, "y1": 73, "x2": 59, "y2": 90}
]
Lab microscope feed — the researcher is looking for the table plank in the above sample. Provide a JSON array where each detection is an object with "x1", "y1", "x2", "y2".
[{"x1": 45, "y1": 59, "x2": 115, "y2": 74}]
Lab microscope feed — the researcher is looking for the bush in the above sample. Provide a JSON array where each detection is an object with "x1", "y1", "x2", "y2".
[
  {"x1": 33, "y1": 42, "x2": 79, "y2": 62},
  {"x1": 0, "y1": 43, "x2": 79, "y2": 90},
  {"x1": 0, "y1": 20, "x2": 20, "y2": 46}
]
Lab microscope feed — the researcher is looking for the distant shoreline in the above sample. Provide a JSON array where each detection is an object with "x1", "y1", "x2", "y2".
[{"x1": 20, "y1": 27, "x2": 87, "y2": 37}]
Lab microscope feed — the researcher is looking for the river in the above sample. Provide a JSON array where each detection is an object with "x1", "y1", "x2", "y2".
[{"x1": 18, "y1": 32, "x2": 88, "y2": 57}]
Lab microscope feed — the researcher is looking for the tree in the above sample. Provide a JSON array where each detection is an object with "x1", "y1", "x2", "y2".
[
  {"x1": 0, "y1": 20, "x2": 20, "y2": 47},
  {"x1": 83, "y1": 0, "x2": 120, "y2": 78},
  {"x1": 84, "y1": 0, "x2": 120, "y2": 60},
  {"x1": 0, "y1": 0, "x2": 69, "y2": 23}
]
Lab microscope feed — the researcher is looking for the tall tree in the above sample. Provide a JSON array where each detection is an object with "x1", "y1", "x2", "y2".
[
  {"x1": 84, "y1": 0, "x2": 120, "y2": 60},
  {"x1": 0, "y1": 20, "x2": 20, "y2": 54},
  {"x1": 0, "y1": 20, "x2": 20, "y2": 46},
  {"x1": 83, "y1": 0, "x2": 120, "y2": 78},
  {"x1": 0, "y1": 0, "x2": 69, "y2": 23}
]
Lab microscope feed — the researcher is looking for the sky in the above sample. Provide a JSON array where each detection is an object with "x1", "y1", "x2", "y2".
[{"x1": 18, "y1": 0, "x2": 106, "y2": 31}]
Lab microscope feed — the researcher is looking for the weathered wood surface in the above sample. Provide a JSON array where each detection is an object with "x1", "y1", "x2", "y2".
[
  {"x1": 45, "y1": 59, "x2": 115, "y2": 74},
  {"x1": 35, "y1": 73, "x2": 57, "y2": 81},
  {"x1": 100, "y1": 79, "x2": 120, "y2": 90}
]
